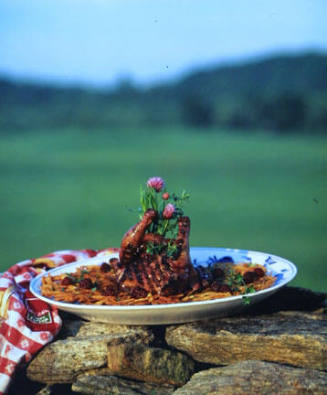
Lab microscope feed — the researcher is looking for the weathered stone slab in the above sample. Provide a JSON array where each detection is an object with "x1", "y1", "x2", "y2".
[
  {"x1": 59, "y1": 318, "x2": 153, "y2": 341},
  {"x1": 72, "y1": 373, "x2": 175, "y2": 395},
  {"x1": 27, "y1": 324, "x2": 154, "y2": 384},
  {"x1": 106, "y1": 343, "x2": 195, "y2": 386},
  {"x1": 27, "y1": 337, "x2": 115, "y2": 384},
  {"x1": 166, "y1": 311, "x2": 327, "y2": 370},
  {"x1": 174, "y1": 360, "x2": 327, "y2": 395}
]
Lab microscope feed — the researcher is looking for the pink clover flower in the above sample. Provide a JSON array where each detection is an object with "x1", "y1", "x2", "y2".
[{"x1": 147, "y1": 177, "x2": 165, "y2": 192}]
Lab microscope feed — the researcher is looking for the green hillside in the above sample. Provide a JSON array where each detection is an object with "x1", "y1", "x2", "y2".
[
  {"x1": 175, "y1": 53, "x2": 327, "y2": 97},
  {"x1": 0, "y1": 52, "x2": 326, "y2": 132}
]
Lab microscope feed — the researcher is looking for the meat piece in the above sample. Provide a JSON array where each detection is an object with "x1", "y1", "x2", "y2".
[
  {"x1": 142, "y1": 233, "x2": 165, "y2": 245},
  {"x1": 115, "y1": 211, "x2": 202, "y2": 297},
  {"x1": 119, "y1": 209, "x2": 156, "y2": 265},
  {"x1": 171, "y1": 216, "x2": 191, "y2": 272}
]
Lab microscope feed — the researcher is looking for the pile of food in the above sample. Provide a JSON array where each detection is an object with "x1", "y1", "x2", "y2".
[{"x1": 41, "y1": 177, "x2": 276, "y2": 305}]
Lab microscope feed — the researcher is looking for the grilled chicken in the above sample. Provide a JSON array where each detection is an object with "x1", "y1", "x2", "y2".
[
  {"x1": 119, "y1": 209, "x2": 157, "y2": 265},
  {"x1": 112, "y1": 210, "x2": 202, "y2": 297}
]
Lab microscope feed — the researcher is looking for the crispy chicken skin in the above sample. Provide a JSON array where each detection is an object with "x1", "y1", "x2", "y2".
[
  {"x1": 113, "y1": 210, "x2": 201, "y2": 296},
  {"x1": 119, "y1": 209, "x2": 156, "y2": 265}
]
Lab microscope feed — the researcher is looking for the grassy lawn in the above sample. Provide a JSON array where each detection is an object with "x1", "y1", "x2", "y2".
[{"x1": 0, "y1": 127, "x2": 326, "y2": 291}]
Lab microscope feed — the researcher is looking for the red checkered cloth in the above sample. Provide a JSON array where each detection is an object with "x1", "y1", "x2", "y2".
[{"x1": 0, "y1": 247, "x2": 118, "y2": 394}]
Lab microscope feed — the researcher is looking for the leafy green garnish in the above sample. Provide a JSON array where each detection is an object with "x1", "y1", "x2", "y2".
[
  {"x1": 146, "y1": 240, "x2": 179, "y2": 258},
  {"x1": 146, "y1": 242, "x2": 163, "y2": 256},
  {"x1": 226, "y1": 270, "x2": 245, "y2": 291},
  {"x1": 245, "y1": 285, "x2": 256, "y2": 294},
  {"x1": 138, "y1": 182, "x2": 190, "y2": 238},
  {"x1": 166, "y1": 240, "x2": 179, "y2": 257},
  {"x1": 242, "y1": 296, "x2": 251, "y2": 305}
]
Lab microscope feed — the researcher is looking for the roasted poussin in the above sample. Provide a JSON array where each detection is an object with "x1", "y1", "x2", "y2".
[{"x1": 112, "y1": 210, "x2": 201, "y2": 297}]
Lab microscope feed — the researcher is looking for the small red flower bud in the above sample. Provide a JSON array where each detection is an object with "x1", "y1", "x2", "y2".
[
  {"x1": 162, "y1": 192, "x2": 170, "y2": 200},
  {"x1": 163, "y1": 203, "x2": 175, "y2": 219}
]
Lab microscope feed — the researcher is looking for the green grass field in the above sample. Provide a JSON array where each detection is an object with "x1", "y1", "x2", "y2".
[{"x1": 0, "y1": 127, "x2": 326, "y2": 291}]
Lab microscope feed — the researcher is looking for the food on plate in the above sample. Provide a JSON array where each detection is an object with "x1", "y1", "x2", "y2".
[
  {"x1": 41, "y1": 261, "x2": 275, "y2": 305},
  {"x1": 40, "y1": 177, "x2": 276, "y2": 305}
]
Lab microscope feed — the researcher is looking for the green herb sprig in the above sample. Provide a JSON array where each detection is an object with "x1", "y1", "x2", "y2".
[{"x1": 139, "y1": 180, "x2": 190, "y2": 238}]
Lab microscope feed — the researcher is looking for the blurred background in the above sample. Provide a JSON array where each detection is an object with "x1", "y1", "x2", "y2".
[{"x1": 0, "y1": 0, "x2": 326, "y2": 291}]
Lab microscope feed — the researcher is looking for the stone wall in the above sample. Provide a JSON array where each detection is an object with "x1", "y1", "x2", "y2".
[{"x1": 9, "y1": 287, "x2": 327, "y2": 394}]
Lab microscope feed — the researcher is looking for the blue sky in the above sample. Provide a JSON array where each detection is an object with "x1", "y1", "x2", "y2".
[{"x1": 0, "y1": 0, "x2": 326, "y2": 86}]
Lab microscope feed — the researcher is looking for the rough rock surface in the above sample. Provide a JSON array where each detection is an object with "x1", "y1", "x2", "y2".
[
  {"x1": 8, "y1": 287, "x2": 326, "y2": 395},
  {"x1": 59, "y1": 317, "x2": 153, "y2": 341},
  {"x1": 174, "y1": 360, "x2": 327, "y2": 395},
  {"x1": 106, "y1": 343, "x2": 195, "y2": 386},
  {"x1": 27, "y1": 321, "x2": 153, "y2": 384},
  {"x1": 72, "y1": 372, "x2": 175, "y2": 395},
  {"x1": 166, "y1": 311, "x2": 327, "y2": 370}
]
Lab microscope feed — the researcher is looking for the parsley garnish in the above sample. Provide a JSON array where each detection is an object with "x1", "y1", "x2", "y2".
[
  {"x1": 146, "y1": 240, "x2": 179, "y2": 258},
  {"x1": 139, "y1": 183, "x2": 190, "y2": 237},
  {"x1": 245, "y1": 285, "x2": 256, "y2": 294},
  {"x1": 242, "y1": 296, "x2": 251, "y2": 305}
]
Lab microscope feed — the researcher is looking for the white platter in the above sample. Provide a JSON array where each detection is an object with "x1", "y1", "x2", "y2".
[{"x1": 30, "y1": 247, "x2": 297, "y2": 325}]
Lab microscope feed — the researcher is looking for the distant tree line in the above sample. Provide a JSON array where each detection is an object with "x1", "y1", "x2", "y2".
[
  {"x1": 181, "y1": 92, "x2": 319, "y2": 133},
  {"x1": 0, "y1": 52, "x2": 326, "y2": 134}
]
